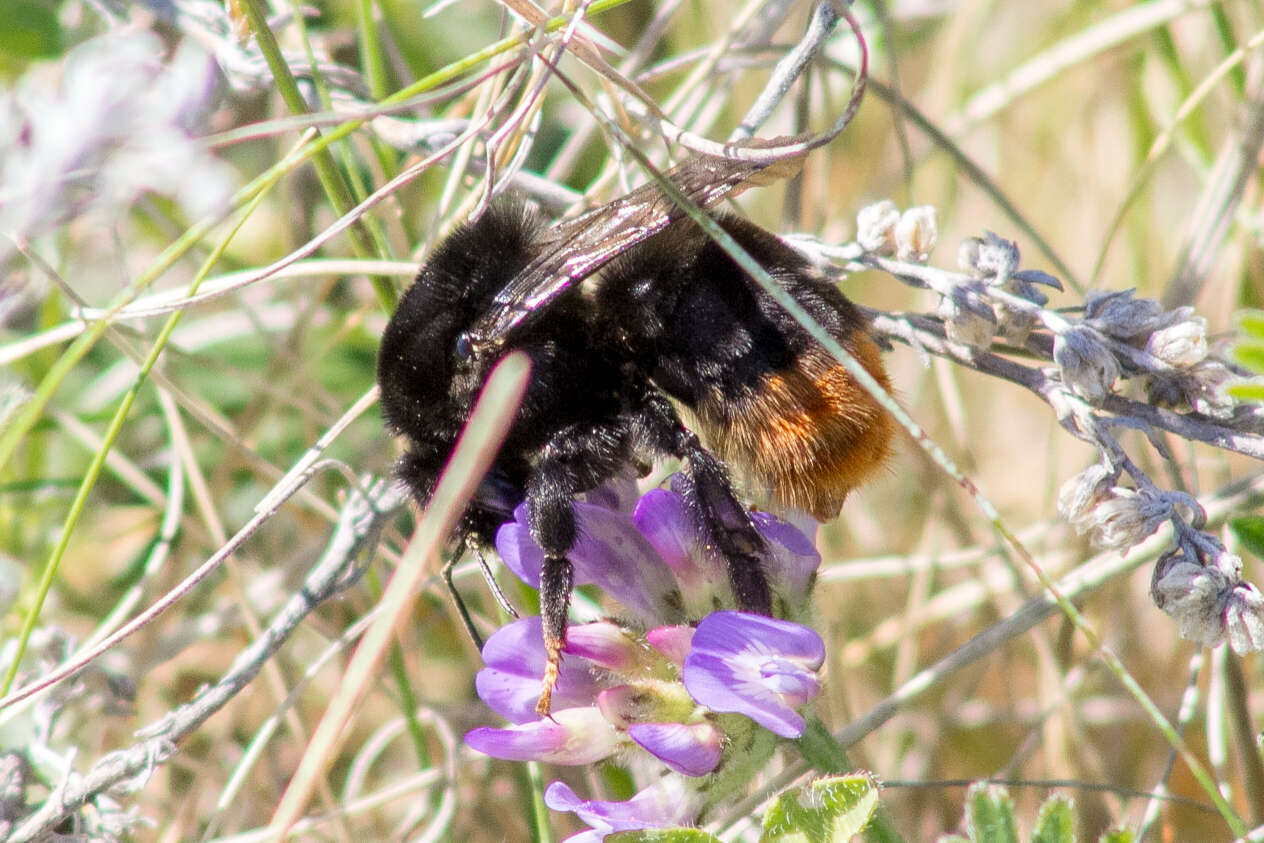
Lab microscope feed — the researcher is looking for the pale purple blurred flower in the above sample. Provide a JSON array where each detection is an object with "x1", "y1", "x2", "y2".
[{"x1": 0, "y1": 31, "x2": 234, "y2": 267}]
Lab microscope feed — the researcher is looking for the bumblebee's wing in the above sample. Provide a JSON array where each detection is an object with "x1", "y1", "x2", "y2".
[{"x1": 465, "y1": 155, "x2": 784, "y2": 353}]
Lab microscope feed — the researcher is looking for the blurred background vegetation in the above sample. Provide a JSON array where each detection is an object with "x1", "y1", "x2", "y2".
[{"x1": 2, "y1": 0, "x2": 1264, "y2": 840}]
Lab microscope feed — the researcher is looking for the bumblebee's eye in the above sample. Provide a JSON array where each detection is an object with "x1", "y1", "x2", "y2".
[{"x1": 455, "y1": 332, "x2": 474, "y2": 359}]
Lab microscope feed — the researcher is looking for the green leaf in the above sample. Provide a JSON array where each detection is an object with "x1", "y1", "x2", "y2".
[
  {"x1": 1097, "y1": 829, "x2": 1133, "y2": 843},
  {"x1": 1233, "y1": 343, "x2": 1264, "y2": 374},
  {"x1": 609, "y1": 830, "x2": 722, "y2": 843},
  {"x1": 1031, "y1": 795, "x2": 1074, "y2": 843},
  {"x1": 0, "y1": 0, "x2": 62, "y2": 63},
  {"x1": 1231, "y1": 516, "x2": 1264, "y2": 559},
  {"x1": 1238, "y1": 311, "x2": 1264, "y2": 338},
  {"x1": 965, "y1": 784, "x2": 1019, "y2": 843},
  {"x1": 761, "y1": 774, "x2": 881, "y2": 843},
  {"x1": 1228, "y1": 381, "x2": 1264, "y2": 402}
]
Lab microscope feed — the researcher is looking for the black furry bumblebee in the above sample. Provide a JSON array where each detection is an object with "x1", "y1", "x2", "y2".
[{"x1": 377, "y1": 157, "x2": 894, "y2": 714}]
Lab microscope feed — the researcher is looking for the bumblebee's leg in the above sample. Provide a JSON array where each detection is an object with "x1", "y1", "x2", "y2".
[
  {"x1": 439, "y1": 534, "x2": 521, "y2": 653},
  {"x1": 526, "y1": 423, "x2": 630, "y2": 714},
  {"x1": 440, "y1": 544, "x2": 485, "y2": 651},
  {"x1": 633, "y1": 389, "x2": 773, "y2": 616},
  {"x1": 467, "y1": 537, "x2": 521, "y2": 621}
]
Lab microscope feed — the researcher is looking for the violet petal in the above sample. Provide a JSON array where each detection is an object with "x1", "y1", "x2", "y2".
[
  {"x1": 544, "y1": 777, "x2": 699, "y2": 836},
  {"x1": 683, "y1": 612, "x2": 825, "y2": 739},
  {"x1": 750, "y1": 510, "x2": 821, "y2": 603},
  {"x1": 563, "y1": 620, "x2": 643, "y2": 671},
  {"x1": 498, "y1": 501, "x2": 679, "y2": 621},
  {"x1": 475, "y1": 617, "x2": 600, "y2": 722},
  {"x1": 465, "y1": 707, "x2": 618, "y2": 765},
  {"x1": 627, "y1": 722, "x2": 723, "y2": 777},
  {"x1": 646, "y1": 624, "x2": 695, "y2": 666}
]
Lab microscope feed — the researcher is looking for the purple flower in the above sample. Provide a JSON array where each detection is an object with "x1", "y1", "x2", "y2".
[
  {"x1": 544, "y1": 778, "x2": 701, "y2": 842},
  {"x1": 465, "y1": 707, "x2": 619, "y2": 765},
  {"x1": 465, "y1": 479, "x2": 831, "y2": 820},
  {"x1": 474, "y1": 617, "x2": 605, "y2": 723},
  {"x1": 683, "y1": 612, "x2": 825, "y2": 738},
  {"x1": 497, "y1": 500, "x2": 681, "y2": 622},
  {"x1": 626, "y1": 722, "x2": 723, "y2": 776},
  {"x1": 634, "y1": 487, "x2": 821, "y2": 614}
]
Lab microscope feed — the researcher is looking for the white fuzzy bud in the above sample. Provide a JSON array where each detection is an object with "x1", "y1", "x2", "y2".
[
  {"x1": 893, "y1": 206, "x2": 937, "y2": 263},
  {"x1": 1147, "y1": 315, "x2": 1209, "y2": 367},
  {"x1": 856, "y1": 201, "x2": 900, "y2": 256}
]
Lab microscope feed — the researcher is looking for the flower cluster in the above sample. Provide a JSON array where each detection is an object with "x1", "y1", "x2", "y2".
[
  {"x1": 0, "y1": 31, "x2": 234, "y2": 269},
  {"x1": 1059, "y1": 461, "x2": 1264, "y2": 653},
  {"x1": 1081, "y1": 289, "x2": 1233, "y2": 416},
  {"x1": 1151, "y1": 545, "x2": 1264, "y2": 654},
  {"x1": 463, "y1": 480, "x2": 828, "y2": 838},
  {"x1": 849, "y1": 205, "x2": 1260, "y2": 663}
]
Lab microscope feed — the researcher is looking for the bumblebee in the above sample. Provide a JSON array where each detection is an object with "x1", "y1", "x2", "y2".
[{"x1": 377, "y1": 158, "x2": 894, "y2": 713}]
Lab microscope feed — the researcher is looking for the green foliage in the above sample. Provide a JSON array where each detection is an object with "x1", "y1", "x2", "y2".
[
  {"x1": 0, "y1": 0, "x2": 62, "y2": 70},
  {"x1": 1230, "y1": 515, "x2": 1264, "y2": 559},
  {"x1": 963, "y1": 785, "x2": 1021, "y2": 843},
  {"x1": 609, "y1": 830, "x2": 722, "y2": 843},
  {"x1": 1230, "y1": 310, "x2": 1264, "y2": 401},
  {"x1": 939, "y1": 784, "x2": 1133, "y2": 843},
  {"x1": 1030, "y1": 796, "x2": 1074, "y2": 843},
  {"x1": 760, "y1": 774, "x2": 881, "y2": 843}
]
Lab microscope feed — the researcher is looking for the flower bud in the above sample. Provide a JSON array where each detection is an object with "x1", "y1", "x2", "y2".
[
  {"x1": 894, "y1": 206, "x2": 937, "y2": 262},
  {"x1": 856, "y1": 201, "x2": 900, "y2": 255},
  {"x1": 1053, "y1": 325, "x2": 1119, "y2": 403},
  {"x1": 1147, "y1": 314, "x2": 1208, "y2": 367},
  {"x1": 1073, "y1": 487, "x2": 1169, "y2": 551},
  {"x1": 1084, "y1": 289, "x2": 1163, "y2": 341},
  {"x1": 938, "y1": 287, "x2": 996, "y2": 349}
]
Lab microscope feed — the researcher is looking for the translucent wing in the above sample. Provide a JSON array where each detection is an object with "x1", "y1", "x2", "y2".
[{"x1": 465, "y1": 155, "x2": 785, "y2": 354}]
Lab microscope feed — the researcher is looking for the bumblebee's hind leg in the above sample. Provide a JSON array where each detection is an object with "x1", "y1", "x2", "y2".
[
  {"x1": 632, "y1": 388, "x2": 772, "y2": 616},
  {"x1": 525, "y1": 422, "x2": 631, "y2": 714}
]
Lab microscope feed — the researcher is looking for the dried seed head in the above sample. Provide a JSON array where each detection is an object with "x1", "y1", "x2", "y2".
[
  {"x1": 1146, "y1": 361, "x2": 1235, "y2": 418},
  {"x1": 960, "y1": 232, "x2": 1020, "y2": 284},
  {"x1": 1150, "y1": 549, "x2": 1236, "y2": 648},
  {"x1": 1053, "y1": 325, "x2": 1119, "y2": 403},
  {"x1": 1224, "y1": 583, "x2": 1264, "y2": 654}
]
